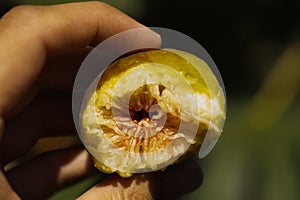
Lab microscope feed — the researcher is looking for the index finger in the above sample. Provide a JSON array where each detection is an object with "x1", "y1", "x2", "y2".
[{"x1": 0, "y1": 2, "x2": 161, "y2": 117}]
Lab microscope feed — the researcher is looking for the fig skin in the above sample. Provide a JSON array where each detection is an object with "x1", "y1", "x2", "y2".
[{"x1": 81, "y1": 49, "x2": 225, "y2": 177}]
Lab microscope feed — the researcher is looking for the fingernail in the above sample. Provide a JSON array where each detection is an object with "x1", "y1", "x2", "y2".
[{"x1": 135, "y1": 27, "x2": 162, "y2": 48}]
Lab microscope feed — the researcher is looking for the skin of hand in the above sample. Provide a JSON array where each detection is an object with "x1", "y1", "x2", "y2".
[{"x1": 0, "y1": 2, "x2": 203, "y2": 200}]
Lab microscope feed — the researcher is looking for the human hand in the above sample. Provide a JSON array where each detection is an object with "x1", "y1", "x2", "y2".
[{"x1": 0, "y1": 2, "x2": 203, "y2": 199}]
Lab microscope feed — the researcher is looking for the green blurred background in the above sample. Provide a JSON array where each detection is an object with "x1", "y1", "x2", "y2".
[{"x1": 1, "y1": 0, "x2": 299, "y2": 199}]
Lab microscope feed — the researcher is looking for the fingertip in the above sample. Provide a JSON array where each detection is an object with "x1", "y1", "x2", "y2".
[{"x1": 138, "y1": 27, "x2": 162, "y2": 49}]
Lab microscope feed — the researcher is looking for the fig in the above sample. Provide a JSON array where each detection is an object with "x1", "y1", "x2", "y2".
[{"x1": 81, "y1": 49, "x2": 225, "y2": 177}]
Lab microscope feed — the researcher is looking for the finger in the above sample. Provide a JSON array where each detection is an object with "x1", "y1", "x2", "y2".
[
  {"x1": 78, "y1": 158, "x2": 203, "y2": 200},
  {"x1": 0, "y1": 91, "x2": 76, "y2": 164},
  {"x1": 39, "y1": 47, "x2": 93, "y2": 91},
  {"x1": 8, "y1": 47, "x2": 92, "y2": 118},
  {"x1": 0, "y1": 2, "x2": 161, "y2": 117},
  {"x1": 1, "y1": 47, "x2": 93, "y2": 164},
  {"x1": 0, "y1": 171, "x2": 20, "y2": 200},
  {"x1": 6, "y1": 146, "x2": 96, "y2": 200}
]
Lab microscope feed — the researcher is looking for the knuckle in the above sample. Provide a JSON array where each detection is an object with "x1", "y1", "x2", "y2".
[
  {"x1": 89, "y1": 1, "x2": 109, "y2": 7},
  {"x1": 1, "y1": 5, "x2": 41, "y2": 27},
  {"x1": 88, "y1": 1, "x2": 115, "y2": 11}
]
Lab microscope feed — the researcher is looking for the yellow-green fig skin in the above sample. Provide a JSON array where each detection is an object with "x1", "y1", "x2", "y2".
[{"x1": 81, "y1": 49, "x2": 226, "y2": 177}]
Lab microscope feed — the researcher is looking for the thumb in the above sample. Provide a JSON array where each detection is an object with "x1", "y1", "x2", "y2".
[{"x1": 78, "y1": 158, "x2": 203, "y2": 200}]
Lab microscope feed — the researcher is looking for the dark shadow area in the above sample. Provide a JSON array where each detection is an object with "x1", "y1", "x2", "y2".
[{"x1": 143, "y1": 0, "x2": 300, "y2": 97}]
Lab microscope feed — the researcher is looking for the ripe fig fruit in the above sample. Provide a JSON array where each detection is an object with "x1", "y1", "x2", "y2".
[{"x1": 81, "y1": 49, "x2": 226, "y2": 177}]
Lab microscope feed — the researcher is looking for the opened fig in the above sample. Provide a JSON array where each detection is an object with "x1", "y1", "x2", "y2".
[{"x1": 81, "y1": 49, "x2": 225, "y2": 177}]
